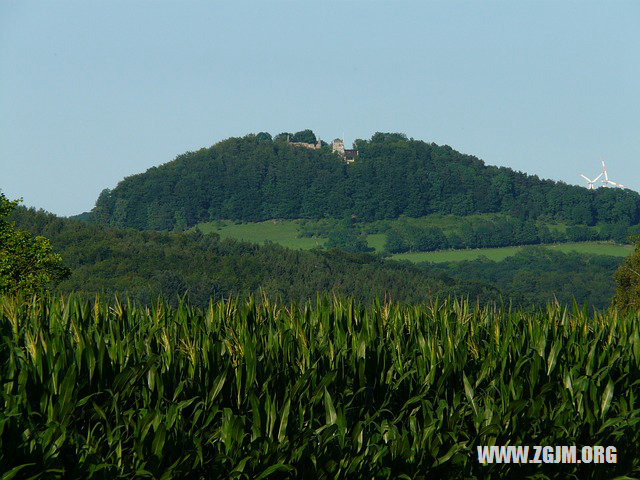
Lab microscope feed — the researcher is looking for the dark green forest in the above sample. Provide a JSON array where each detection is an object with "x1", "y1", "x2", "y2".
[
  {"x1": 423, "y1": 248, "x2": 620, "y2": 308},
  {"x1": 5, "y1": 131, "x2": 635, "y2": 309},
  {"x1": 11, "y1": 206, "x2": 624, "y2": 309},
  {"x1": 297, "y1": 214, "x2": 636, "y2": 255},
  {"x1": 10, "y1": 207, "x2": 499, "y2": 307},
  {"x1": 88, "y1": 132, "x2": 640, "y2": 235},
  {"x1": 381, "y1": 216, "x2": 636, "y2": 254}
]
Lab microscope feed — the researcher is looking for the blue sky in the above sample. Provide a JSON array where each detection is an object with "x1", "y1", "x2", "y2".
[{"x1": 1, "y1": 1, "x2": 639, "y2": 216}]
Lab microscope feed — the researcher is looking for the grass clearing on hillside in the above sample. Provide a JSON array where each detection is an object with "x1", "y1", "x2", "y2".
[
  {"x1": 365, "y1": 233, "x2": 386, "y2": 252},
  {"x1": 391, "y1": 246, "x2": 525, "y2": 262},
  {"x1": 391, "y1": 241, "x2": 633, "y2": 263},
  {"x1": 197, "y1": 215, "x2": 575, "y2": 253},
  {"x1": 195, "y1": 219, "x2": 633, "y2": 262},
  {"x1": 196, "y1": 219, "x2": 326, "y2": 249}
]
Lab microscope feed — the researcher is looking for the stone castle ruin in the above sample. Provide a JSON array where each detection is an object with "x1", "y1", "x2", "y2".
[
  {"x1": 287, "y1": 135, "x2": 323, "y2": 150},
  {"x1": 331, "y1": 138, "x2": 358, "y2": 164},
  {"x1": 286, "y1": 134, "x2": 358, "y2": 163}
]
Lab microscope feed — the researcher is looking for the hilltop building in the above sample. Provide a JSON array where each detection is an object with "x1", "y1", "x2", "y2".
[
  {"x1": 287, "y1": 135, "x2": 323, "y2": 150},
  {"x1": 331, "y1": 138, "x2": 358, "y2": 164},
  {"x1": 285, "y1": 134, "x2": 358, "y2": 163}
]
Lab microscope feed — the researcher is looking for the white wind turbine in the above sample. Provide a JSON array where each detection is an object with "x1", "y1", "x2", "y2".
[
  {"x1": 600, "y1": 158, "x2": 628, "y2": 189},
  {"x1": 580, "y1": 172, "x2": 603, "y2": 190}
]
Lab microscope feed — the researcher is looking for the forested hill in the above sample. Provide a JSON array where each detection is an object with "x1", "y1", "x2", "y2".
[
  {"x1": 89, "y1": 131, "x2": 640, "y2": 231},
  {"x1": 10, "y1": 206, "x2": 499, "y2": 307}
]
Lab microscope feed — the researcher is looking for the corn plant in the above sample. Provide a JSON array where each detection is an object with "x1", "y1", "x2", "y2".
[{"x1": 1, "y1": 293, "x2": 640, "y2": 479}]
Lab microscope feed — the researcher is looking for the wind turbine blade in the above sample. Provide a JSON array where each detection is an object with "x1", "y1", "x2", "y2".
[
  {"x1": 593, "y1": 173, "x2": 603, "y2": 182},
  {"x1": 606, "y1": 180, "x2": 626, "y2": 188},
  {"x1": 601, "y1": 159, "x2": 608, "y2": 181},
  {"x1": 580, "y1": 174, "x2": 591, "y2": 182}
]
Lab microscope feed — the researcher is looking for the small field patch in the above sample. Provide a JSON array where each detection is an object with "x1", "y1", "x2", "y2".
[{"x1": 195, "y1": 219, "x2": 326, "y2": 249}]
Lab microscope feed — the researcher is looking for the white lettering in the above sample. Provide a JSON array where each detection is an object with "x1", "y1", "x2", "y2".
[
  {"x1": 606, "y1": 446, "x2": 617, "y2": 463},
  {"x1": 582, "y1": 446, "x2": 593, "y2": 463}
]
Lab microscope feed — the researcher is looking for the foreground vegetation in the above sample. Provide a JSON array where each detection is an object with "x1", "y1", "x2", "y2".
[
  {"x1": 1, "y1": 294, "x2": 639, "y2": 478},
  {"x1": 0, "y1": 194, "x2": 69, "y2": 296}
]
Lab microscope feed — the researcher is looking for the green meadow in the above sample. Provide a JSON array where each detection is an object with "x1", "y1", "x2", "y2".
[
  {"x1": 196, "y1": 218, "x2": 632, "y2": 264},
  {"x1": 195, "y1": 219, "x2": 326, "y2": 249},
  {"x1": 196, "y1": 214, "x2": 559, "y2": 252},
  {"x1": 365, "y1": 233, "x2": 387, "y2": 252}
]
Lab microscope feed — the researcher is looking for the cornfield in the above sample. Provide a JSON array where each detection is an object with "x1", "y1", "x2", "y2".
[{"x1": 1, "y1": 293, "x2": 640, "y2": 479}]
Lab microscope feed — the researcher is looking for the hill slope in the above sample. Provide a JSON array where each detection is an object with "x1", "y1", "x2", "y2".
[
  {"x1": 10, "y1": 206, "x2": 625, "y2": 309},
  {"x1": 10, "y1": 206, "x2": 498, "y2": 306},
  {"x1": 89, "y1": 132, "x2": 640, "y2": 231}
]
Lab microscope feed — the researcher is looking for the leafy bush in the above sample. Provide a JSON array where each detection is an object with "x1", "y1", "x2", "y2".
[
  {"x1": 615, "y1": 236, "x2": 640, "y2": 310},
  {"x1": 0, "y1": 193, "x2": 69, "y2": 294}
]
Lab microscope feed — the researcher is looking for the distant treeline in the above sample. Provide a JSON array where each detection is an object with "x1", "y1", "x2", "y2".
[
  {"x1": 424, "y1": 247, "x2": 620, "y2": 309},
  {"x1": 88, "y1": 131, "x2": 640, "y2": 231},
  {"x1": 297, "y1": 215, "x2": 634, "y2": 255},
  {"x1": 383, "y1": 217, "x2": 636, "y2": 254},
  {"x1": 10, "y1": 207, "x2": 498, "y2": 307},
  {"x1": 11, "y1": 207, "x2": 625, "y2": 309}
]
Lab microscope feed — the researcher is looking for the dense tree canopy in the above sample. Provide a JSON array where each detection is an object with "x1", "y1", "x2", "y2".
[
  {"x1": 12, "y1": 206, "x2": 625, "y2": 309},
  {"x1": 290, "y1": 129, "x2": 316, "y2": 144},
  {"x1": 381, "y1": 215, "x2": 636, "y2": 254},
  {"x1": 88, "y1": 132, "x2": 640, "y2": 232},
  {"x1": 0, "y1": 193, "x2": 69, "y2": 294},
  {"x1": 427, "y1": 248, "x2": 620, "y2": 309},
  {"x1": 11, "y1": 206, "x2": 498, "y2": 306},
  {"x1": 614, "y1": 236, "x2": 640, "y2": 310},
  {"x1": 325, "y1": 216, "x2": 374, "y2": 253}
]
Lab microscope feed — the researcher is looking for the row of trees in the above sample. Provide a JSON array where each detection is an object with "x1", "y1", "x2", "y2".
[
  {"x1": 425, "y1": 248, "x2": 621, "y2": 309},
  {"x1": 89, "y1": 132, "x2": 640, "y2": 231},
  {"x1": 384, "y1": 217, "x2": 635, "y2": 254}
]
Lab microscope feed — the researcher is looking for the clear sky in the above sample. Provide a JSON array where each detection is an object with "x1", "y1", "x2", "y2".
[{"x1": 1, "y1": 1, "x2": 639, "y2": 217}]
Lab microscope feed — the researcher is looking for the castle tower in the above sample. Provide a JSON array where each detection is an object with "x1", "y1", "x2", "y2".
[{"x1": 331, "y1": 138, "x2": 345, "y2": 155}]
